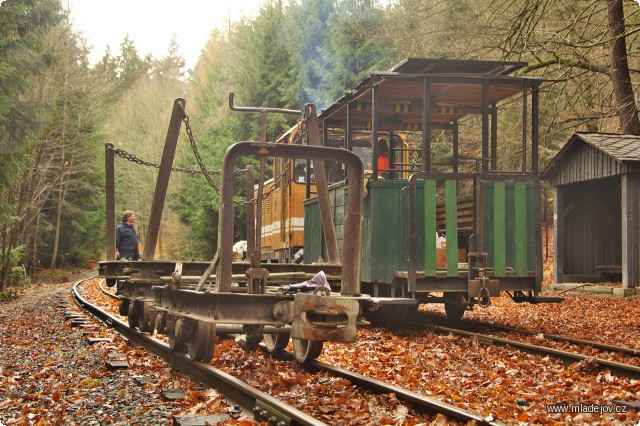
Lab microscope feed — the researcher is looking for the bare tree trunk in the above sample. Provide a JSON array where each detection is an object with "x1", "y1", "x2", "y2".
[
  {"x1": 31, "y1": 215, "x2": 40, "y2": 274},
  {"x1": 50, "y1": 171, "x2": 67, "y2": 270},
  {"x1": 1, "y1": 183, "x2": 27, "y2": 290},
  {"x1": 0, "y1": 223, "x2": 8, "y2": 292},
  {"x1": 607, "y1": 0, "x2": 640, "y2": 135},
  {"x1": 50, "y1": 49, "x2": 70, "y2": 270}
]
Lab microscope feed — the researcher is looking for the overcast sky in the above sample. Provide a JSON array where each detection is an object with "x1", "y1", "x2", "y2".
[{"x1": 67, "y1": 0, "x2": 264, "y2": 70}]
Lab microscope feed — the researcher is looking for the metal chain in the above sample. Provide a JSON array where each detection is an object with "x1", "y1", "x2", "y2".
[
  {"x1": 109, "y1": 146, "x2": 222, "y2": 177},
  {"x1": 260, "y1": 160, "x2": 291, "y2": 200},
  {"x1": 110, "y1": 145, "x2": 249, "y2": 206},
  {"x1": 178, "y1": 102, "x2": 224, "y2": 194}
]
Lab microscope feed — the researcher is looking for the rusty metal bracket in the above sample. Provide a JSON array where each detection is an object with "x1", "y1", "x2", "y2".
[
  {"x1": 171, "y1": 262, "x2": 183, "y2": 290},
  {"x1": 291, "y1": 292, "x2": 359, "y2": 343},
  {"x1": 245, "y1": 265, "x2": 269, "y2": 295}
]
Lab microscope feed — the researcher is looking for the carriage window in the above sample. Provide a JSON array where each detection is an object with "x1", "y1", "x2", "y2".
[
  {"x1": 293, "y1": 159, "x2": 306, "y2": 183},
  {"x1": 274, "y1": 158, "x2": 281, "y2": 184},
  {"x1": 293, "y1": 159, "x2": 315, "y2": 184}
]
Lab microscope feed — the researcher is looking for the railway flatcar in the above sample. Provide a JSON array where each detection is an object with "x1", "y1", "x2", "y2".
[
  {"x1": 99, "y1": 98, "x2": 367, "y2": 364},
  {"x1": 263, "y1": 58, "x2": 561, "y2": 319}
]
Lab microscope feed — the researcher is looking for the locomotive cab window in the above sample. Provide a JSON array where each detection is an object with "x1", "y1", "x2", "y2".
[{"x1": 293, "y1": 159, "x2": 314, "y2": 184}]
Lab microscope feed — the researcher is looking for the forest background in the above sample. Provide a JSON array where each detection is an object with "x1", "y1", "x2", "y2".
[{"x1": 1, "y1": 0, "x2": 639, "y2": 294}]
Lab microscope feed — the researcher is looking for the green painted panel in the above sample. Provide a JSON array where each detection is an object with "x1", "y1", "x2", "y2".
[
  {"x1": 483, "y1": 180, "x2": 535, "y2": 275},
  {"x1": 445, "y1": 180, "x2": 458, "y2": 276},
  {"x1": 303, "y1": 200, "x2": 322, "y2": 264},
  {"x1": 526, "y1": 184, "x2": 536, "y2": 272},
  {"x1": 505, "y1": 185, "x2": 516, "y2": 268},
  {"x1": 334, "y1": 205, "x2": 345, "y2": 226},
  {"x1": 515, "y1": 181, "x2": 528, "y2": 276},
  {"x1": 334, "y1": 186, "x2": 345, "y2": 207},
  {"x1": 483, "y1": 182, "x2": 495, "y2": 268},
  {"x1": 493, "y1": 180, "x2": 506, "y2": 277},
  {"x1": 424, "y1": 180, "x2": 437, "y2": 276}
]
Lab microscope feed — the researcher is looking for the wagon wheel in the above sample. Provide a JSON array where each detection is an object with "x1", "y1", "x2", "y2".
[
  {"x1": 186, "y1": 320, "x2": 216, "y2": 363},
  {"x1": 443, "y1": 292, "x2": 466, "y2": 321},
  {"x1": 137, "y1": 302, "x2": 154, "y2": 334},
  {"x1": 263, "y1": 331, "x2": 290, "y2": 354},
  {"x1": 292, "y1": 338, "x2": 323, "y2": 363},
  {"x1": 128, "y1": 300, "x2": 140, "y2": 329},
  {"x1": 168, "y1": 316, "x2": 187, "y2": 352},
  {"x1": 118, "y1": 297, "x2": 129, "y2": 316}
]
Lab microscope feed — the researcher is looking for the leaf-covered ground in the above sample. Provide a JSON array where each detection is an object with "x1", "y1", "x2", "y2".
[
  {"x1": 6, "y1": 276, "x2": 638, "y2": 425},
  {"x1": 320, "y1": 292, "x2": 640, "y2": 425},
  {"x1": 0, "y1": 279, "x2": 252, "y2": 425}
]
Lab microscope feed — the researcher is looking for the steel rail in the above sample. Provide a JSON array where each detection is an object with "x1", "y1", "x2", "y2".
[
  {"x1": 429, "y1": 324, "x2": 640, "y2": 379},
  {"x1": 269, "y1": 349, "x2": 503, "y2": 426},
  {"x1": 93, "y1": 277, "x2": 498, "y2": 424},
  {"x1": 72, "y1": 277, "x2": 327, "y2": 426},
  {"x1": 463, "y1": 320, "x2": 640, "y2": 358},
  {"x1": 98, "y1": 278, "x2": 119, "y2": 300},
  {"x1": 309, "y1": 360, "x2": 504, "y2": 426},
  {"x1": 412, "y1": 311, "x2": 640, "y2": 359},
  {"x1": 369, "y1": 313, "x2": 640, "y2": 380}
]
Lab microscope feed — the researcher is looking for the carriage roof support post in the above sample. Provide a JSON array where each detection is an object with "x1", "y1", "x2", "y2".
[
  {"x1": 491, "y1": 103, "x2": 497, "y2": 171},
  {"x1": 372, "y1": 75, "x2": 380, "y2": 180},
  {"x1": 245, "y1": 165, "x2": 255, "y2": 257},
  {"x1": 453, "y1": 120, "x2": 459, "y2": 173},
  {"x1": 346, "y1": 101, "x2": 353, "y2": 152},
  {"x1": 216, "y1": 142, "x2": 364, "y2": 296},
  {"x1": 532, "y1": 85, "x2": 539, "y2": 175},
  {"x1": 422, "y1": 77, "x2": 431, "y2": 172},
  {"x1": 305, "y1": 104, "x2": 340, "y2": 265},
  {"x1": 522, "y1": 81, "x2": 528, "y2": 173},
  {"x1": 105, "y1": 143, "x2": 116, "y2": 261},
  {"x1": 142, "y1": 97, "x2": 185, "y2": 260},
  {"x1": 532, "y1": 84, "x2": 542, "y2": 289},
  {"x1": 482, "y1": 84, "x2": 490, "y2": 174}
]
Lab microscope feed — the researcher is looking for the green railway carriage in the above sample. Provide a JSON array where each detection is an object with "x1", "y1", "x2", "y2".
[{"x1": 303, "y1": 58, "x2": 559, "y2": 319}]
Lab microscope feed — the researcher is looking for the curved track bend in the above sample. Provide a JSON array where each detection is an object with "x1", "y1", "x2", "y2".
[{"x1": 75, "y1": 277, "x2": 503, "y2": 425}]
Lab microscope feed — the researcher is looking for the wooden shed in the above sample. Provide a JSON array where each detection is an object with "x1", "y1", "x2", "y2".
[{"x1": 541, "y1": 133, "x2": 640, "y2": 291}]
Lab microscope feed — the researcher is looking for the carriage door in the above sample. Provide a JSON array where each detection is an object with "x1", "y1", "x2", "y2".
[{"x1": 480, "y1": 179, "x2": 537, "y2": 280}]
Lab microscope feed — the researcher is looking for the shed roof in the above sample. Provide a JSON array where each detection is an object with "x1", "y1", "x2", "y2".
[
  {"x1": 541, "y1": 133, "x2": 640, "y2": 180},
  {"x1": 577, "y1": 133, "x2": 640, "y2": 162}
]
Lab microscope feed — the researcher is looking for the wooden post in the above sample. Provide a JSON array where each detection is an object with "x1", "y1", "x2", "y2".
[
  {"x1": 622, "y1": 173, "x2": 640, "y2": 288},
  {"x1": 105, "y1": 143, "x2": 116, "y2": 261},
  {"x1": 143, "y1": 98, "x2": 184, "y2": 260},
  {"x1": 553, "y1": 186, "x2": 564, "y2": 283}
]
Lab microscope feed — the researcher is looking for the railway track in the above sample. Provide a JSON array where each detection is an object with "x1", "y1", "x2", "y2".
[
  {"x1": 74, "y1": 277, "x2": 321, "y2": 425},
  {"x1": 438, "y1": 314, "x2": 640, "y2": 359},
  {"x1": 369, "y1": 312, "x2": 640, "y2": 380},
  {"x1": 74, "y1": 277, "x2": 500, "y2": 425}
]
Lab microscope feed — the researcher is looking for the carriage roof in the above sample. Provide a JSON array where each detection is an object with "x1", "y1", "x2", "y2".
[{"x1": 318, "y1": 58, "x2": 542, "y2": 130}]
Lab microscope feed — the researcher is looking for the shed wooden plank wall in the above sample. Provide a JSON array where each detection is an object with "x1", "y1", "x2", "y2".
[
  {"x1": 546, "y1": 142, "x2": 632, "y2": 186},
  {"x1": 559, "y1": 178, "x2": 622, "y2": 280}
]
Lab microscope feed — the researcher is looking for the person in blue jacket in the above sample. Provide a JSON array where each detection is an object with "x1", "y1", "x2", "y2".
[
  {"x1": 115, "y1": 211, "x2": 140, "y2": 295},
  {"x1": 116, "y1": 210, "x2": 140, "y2": 261}
]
